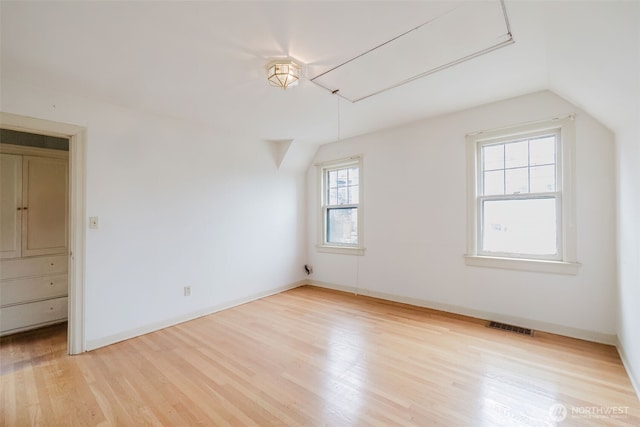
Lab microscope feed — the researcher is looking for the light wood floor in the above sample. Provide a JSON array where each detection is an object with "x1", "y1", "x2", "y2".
[{"x1": 1, "y1": 285, "x2": 639, "y2": 426}]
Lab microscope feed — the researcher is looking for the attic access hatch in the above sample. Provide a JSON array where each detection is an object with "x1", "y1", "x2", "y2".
[{"x1": 311, "y1": 0, "x2": 513, "y2": 102}]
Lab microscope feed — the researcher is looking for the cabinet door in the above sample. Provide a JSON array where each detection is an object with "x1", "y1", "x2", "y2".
[
  {"x1": 21, "y1": 156, "x2": 68, "y2": 257},
  {"x1": 0, "y1": 154, "x2": 22, "y2": 259}
]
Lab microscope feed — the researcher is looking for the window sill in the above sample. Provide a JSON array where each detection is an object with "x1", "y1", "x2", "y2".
[
  {"x1": 464, "y1": 255, "x2": 581, "y2": 275},
  {"x1": 316, "y1": 245, "x2": 365, "y2": 256}
]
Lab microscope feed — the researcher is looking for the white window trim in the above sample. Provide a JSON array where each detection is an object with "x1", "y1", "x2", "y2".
[
  {"x1": 316, "y1": 156, "x2": 365, "y2": 256},
  {"x1": 476, "y1": 126, "x2": 563, "y2": 262},
  {"x1": 465, "y1": 116, "x2": 580, "y2": 274}
]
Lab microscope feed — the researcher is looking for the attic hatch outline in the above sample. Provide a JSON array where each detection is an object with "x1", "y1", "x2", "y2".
[{"x1": 310, "y1": 0, "x2": 513, "y2": 103}]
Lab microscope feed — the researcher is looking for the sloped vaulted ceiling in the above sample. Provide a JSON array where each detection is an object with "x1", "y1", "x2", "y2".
[{"x1": 0, "y1": 1, "x2": 638, "y2": 144}]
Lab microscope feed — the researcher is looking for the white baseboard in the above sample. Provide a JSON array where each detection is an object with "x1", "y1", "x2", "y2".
[
  {"x1": 307, "y1": 280, "x2": 617, "y2": 345},
  {"x1": 616, "y1": 337, "x2": 640, "y2": 400},
  {"x1": 85, "y1": 280, "x2": 306, "y2": 351}
]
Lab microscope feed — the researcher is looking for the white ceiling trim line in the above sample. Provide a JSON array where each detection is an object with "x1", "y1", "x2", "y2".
[{"x1": 311, "y1": 0, "x2": 514, "y2": 103}]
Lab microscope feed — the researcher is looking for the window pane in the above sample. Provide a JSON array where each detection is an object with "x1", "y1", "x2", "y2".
[
  {"x1": 328, "y1": 170, "x2": 337, "y2": 189},
  {"x1": 348, "y1": 167, "x2": 359, "y2": 185},
  {"x1": 328, "y1": 188, "x2": 337, "y2": 205},
  {"x1": 349, "y1": 186, "x2": 359, "y2": 204},
  {"x1": 483, "y1": 145, "x2": 504, "y2": 171},
  {"x1": 482, "y1": 198, "x2": 557, "y2": 256},
  {"x1": 505, "y1": 167, "x2": 529, "y2": 194},
  {"x1": 530, "y1": 136, "x2": 556, "y2": 166},
  {"x1": 530, "y1": 165, "x2": 556, "y2": 193},
  {"x1": 483, "y1": 170, "x2": 504, "y2": 195},
  {"x1": 327, "y1": 208, "x2": 358, "y2": 244},
  {"x1": 337, "y1": 187, "x2": 348, "y2": 205},
  {"x1": 337, "y1": 168, "x2": 348, "y2": 182},
  {"x1": 505, "y1": 141, "x2": 528, "y2": 168}
]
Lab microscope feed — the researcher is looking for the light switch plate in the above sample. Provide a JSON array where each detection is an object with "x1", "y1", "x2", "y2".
[{"x1": 89, "y1": 216, "x2": 99, "y2": 229}]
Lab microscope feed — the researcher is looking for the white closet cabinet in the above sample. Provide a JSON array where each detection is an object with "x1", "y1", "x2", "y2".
[{"x1": 0, "y1": 145, "x2": 69, "y2": 336}]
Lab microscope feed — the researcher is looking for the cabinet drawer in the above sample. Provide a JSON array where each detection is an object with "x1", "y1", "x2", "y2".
[
  {"x1": 0, "y1": 255, "x2": 67, "y2": 280},
  {"x1": 0, "y1": 297, "x2": 68, "y2": 334},
  {"x1": 1, "y1": 274, "x2": 68, "y2": 307}
]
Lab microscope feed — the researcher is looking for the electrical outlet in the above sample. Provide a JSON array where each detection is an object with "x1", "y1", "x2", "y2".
[{"x1": 184, "y1": 286, "x2": 191, "y2": 296}]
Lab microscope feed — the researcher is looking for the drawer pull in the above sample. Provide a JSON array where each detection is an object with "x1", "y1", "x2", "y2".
[{"x1": 50, "y1": 282, "x2": 54, "y2": 286}]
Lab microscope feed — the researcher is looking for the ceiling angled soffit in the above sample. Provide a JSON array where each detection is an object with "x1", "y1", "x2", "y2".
[{"x1": 310, "y1": 0, "x2": 513, "y2": 103}]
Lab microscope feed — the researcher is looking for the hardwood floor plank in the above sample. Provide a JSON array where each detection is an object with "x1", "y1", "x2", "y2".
[{"x1": 1, "y1": 285, "x2": 639, "y2": 426}]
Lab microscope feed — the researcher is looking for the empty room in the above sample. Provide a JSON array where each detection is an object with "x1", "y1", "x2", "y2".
[{"x1": 1, "y1": 1, "x2": 639, "y2": 425}]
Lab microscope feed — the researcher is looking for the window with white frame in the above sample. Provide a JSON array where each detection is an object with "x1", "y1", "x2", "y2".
[
  {"x1": 317, "y1": 157, "x2": 364, "y2": 255},
  {"x1": 466, "y1": 117, "x2": 579, "y2": 274}
]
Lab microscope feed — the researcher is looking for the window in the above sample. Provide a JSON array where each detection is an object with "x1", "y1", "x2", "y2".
[
  {"x1": 317, "y1": 157, "x2": 364, "y2": 255},
  {"x1": 466, "y1": 117, "x2": 579, "y2": 274}
]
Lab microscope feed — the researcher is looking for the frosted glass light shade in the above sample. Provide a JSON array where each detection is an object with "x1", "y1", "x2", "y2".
[{"x1": 267, "y1": 61, "x2": 301, "y2": 90}]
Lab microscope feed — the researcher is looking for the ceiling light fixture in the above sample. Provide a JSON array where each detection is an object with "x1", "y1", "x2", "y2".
[{"x1": 267, "y1": 61, "x2": 301, "y2": 90}]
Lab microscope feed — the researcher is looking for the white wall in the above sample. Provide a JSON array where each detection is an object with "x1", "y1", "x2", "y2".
[
  {"x1": 1, "y1": 77, "x2": 308, "y2": 349},
  {"x1": 307, "y1": 91, "x2": 617, "y2": 342},
  {"x1": 542, "y1": 1, "x2": 640, "y2": 396},
  {"x1": 614, "y1": 1, "x2": 640, "y2": 397},
  {"x1": 616, "y1": 108, "x2": 640, "y2": 394}
]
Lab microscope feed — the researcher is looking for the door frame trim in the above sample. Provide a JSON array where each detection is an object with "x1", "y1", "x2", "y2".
[{"x1": 1, "y1": 112, "x2": 86, "y2": 354}]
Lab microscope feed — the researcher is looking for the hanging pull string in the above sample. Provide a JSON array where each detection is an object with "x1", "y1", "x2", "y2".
[
  {"x1": 334, "y1": 89, "x2": 341, "y2": 141},
  {"x1": 355, "y1": 256, "x2": 360, "y2": 296},
  {"x1": 333, "y1": 88, "x2": 359, "y2": 296}
]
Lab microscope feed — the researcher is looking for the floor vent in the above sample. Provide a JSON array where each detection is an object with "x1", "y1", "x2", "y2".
[{"x1": 487, "y1": 321, "x2": 534, "y2": 336}]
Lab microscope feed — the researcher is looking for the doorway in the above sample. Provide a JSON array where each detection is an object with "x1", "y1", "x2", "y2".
[{"x1": 0, "y1": 112, "x2": 85, "y2": 354}]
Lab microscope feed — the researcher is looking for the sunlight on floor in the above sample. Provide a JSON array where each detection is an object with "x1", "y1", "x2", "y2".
[{"x1": 322, "y1": 322, "x2": 367, "y2": 423}]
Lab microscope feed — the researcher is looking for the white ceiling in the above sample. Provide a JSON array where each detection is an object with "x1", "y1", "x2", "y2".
[
  {"x1": 1, "y1": 1, "x2": 638, "y2": 145},
  {"x1": 310, "y1": 1, "x2": 513, "y2": 102}
]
